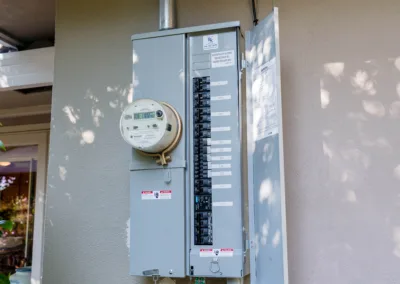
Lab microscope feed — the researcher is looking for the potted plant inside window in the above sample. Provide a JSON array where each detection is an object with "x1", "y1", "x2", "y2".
[{"x1": 0, "y1": 125, "x2": 13, "y2": 284}]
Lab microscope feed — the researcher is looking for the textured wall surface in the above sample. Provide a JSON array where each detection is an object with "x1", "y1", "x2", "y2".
[{"x1": 44, "y1": 0, "x2": 400, "y2": 283}]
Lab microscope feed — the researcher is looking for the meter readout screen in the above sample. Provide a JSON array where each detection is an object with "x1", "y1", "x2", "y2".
[{"x1": 134, "y1": 111, "x2": 155, "y2": 120}]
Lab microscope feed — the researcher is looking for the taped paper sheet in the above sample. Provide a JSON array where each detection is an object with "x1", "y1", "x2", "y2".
[{"x1": 253, "y1": 58, "x2": 279, "y2": 140}]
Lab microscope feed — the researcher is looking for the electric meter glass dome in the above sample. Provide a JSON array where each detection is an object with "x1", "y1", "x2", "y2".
[{"x1": 120, "y1": 99, "x2": 179, "y2": 153}]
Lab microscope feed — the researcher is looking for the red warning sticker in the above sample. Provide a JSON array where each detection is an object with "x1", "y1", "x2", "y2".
[
  {"x1": 141, "y1": 190, "x2": 172, "y2": 200},
  {"x1": 199, "y1": 248, "x2": 234, "y2": 257}
]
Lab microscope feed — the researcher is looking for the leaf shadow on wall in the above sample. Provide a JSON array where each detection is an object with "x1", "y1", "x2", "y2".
[{"x1": 279, "y1": 6, "x2": 400, "y2": 283}]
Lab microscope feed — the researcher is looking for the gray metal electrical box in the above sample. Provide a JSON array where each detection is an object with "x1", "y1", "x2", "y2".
[{"x1": 128, "y1": 8, "x2": 288, "y2": 284}]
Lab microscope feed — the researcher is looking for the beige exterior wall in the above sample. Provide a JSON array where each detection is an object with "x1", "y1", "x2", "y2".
[{"x1": 44, "y1": 0, "x2": 400, "y2": 283}]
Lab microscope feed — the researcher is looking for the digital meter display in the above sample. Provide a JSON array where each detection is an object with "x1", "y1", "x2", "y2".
[{"x1": 134, "y1": 111, "x2": 155, "y2": 120}]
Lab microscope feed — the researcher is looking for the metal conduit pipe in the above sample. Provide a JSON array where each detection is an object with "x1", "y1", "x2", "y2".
[{"x1": 159, "y1": 0, "x2": 177, "y2": 30}]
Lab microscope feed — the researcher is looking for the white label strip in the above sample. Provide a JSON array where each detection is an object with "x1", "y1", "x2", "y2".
[
  {"x1": 211, "y1": 155, "x2": 232, "y2": 161},
  {"x1": 211, "y1": 95, "x2": 231, "y2": 101},
  {"x1": 200, "y1": 248, "x2": 234, "y2": 257},
  {"x1": 211, "y1": 164, "x2": 231, "y2": 169},
  {"x1": 211, "y1": 111, "x2": 231, "y2": 117},
  {"x1": 211, "y1": 140, "x2": 231, "y2": 145},
  {"x1": 211, "y1": 127, "x2": 231, "y2": 132},
  {"x1": 213, "y1": 201, "x2": 234, "y2": 207},
  {"x1": 211, "y1": 81, "x2": 228, "y2": 86},
  {"x1": 141, "y1": 190, "x2": 172, "y2": 200},
  {"x1": 211, "y1": 171, "x2": 232, "y2": 177},
  {"x1": 211, "y1": 148, "x2": 232, "y2": 153},
  {"x1": 212, "y1": 184, "x2": 232, "y2": 189}
]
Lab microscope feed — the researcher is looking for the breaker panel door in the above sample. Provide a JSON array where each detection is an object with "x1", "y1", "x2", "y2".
[
  {"x1": 188, "y1": 27, "x2": 245, "y2": 278},
  {"x1": 245, "y1": 8, "x2": 289, "y2": 284}
]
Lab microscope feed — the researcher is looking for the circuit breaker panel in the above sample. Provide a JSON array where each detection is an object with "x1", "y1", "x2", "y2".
[
  {"x1": 188, "y1": 30, "x2": 246, "y2": 278},
  {"x1": 125, "y1": 8, "x2": 287, "y2": 283}
]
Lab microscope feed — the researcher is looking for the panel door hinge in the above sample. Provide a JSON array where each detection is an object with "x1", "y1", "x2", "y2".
[{"x1": 241, "y1": 53, "x2": 246, "y2": 71}]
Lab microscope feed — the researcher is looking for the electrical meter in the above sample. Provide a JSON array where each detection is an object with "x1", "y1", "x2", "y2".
[{"x1": 120, "y1": 99, "x2": 180, "y2": 154}]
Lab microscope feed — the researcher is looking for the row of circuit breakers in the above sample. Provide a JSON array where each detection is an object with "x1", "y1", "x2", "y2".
[{"x1": 119, "y1": 11, "x2": 287, "y2": 284}]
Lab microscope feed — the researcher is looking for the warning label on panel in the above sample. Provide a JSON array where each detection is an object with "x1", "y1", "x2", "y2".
[
  {"x1": 211, "y1": 50, "x2": 235, "y2": 68},
  {"x1": 200, "y1": 248, "x2": 234, "y2": 257},
  {"x1": 199, "y1": 249, "x2": 214, "y2": 257},
  {"x1": 141, "y1": 190, "x2": 172, "y2": 200}
]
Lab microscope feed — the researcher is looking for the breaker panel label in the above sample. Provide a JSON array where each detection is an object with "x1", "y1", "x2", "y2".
[
  {"x1": 212, "y1": 184, "x2": 232, "y2": 189},
  {"x1": 211, "y1": 50, "x2": 235, "y2": 68},
  {"x1": 211, "y1": 95, "x2": 231, "y2": 101},
  {"x1": 211, "y1": 127, "x2": 231, "y2": 132},
  {"x1": 210, "y1": 81, "x2": 228, "y2": 86},
  {"x1": 141, "y1": 190, "x2": 172, "y2": 200},
  {"x1": 213, "y1": 201, "x2": 233, "y2": 207},
  {"x1": 211, "y1": 111, "x2": 231, "y2": 117},
  {"x1": 211, "y1": 155, "x2": 232, "y2": 161},
  {"x1": 210, "y1": 148, "x2": 232, "y2": 153},
  {"x1": 211, "y1": 140, "x2": 231, "y2": 145},
  {"x1": 200, "y1": 248, "x2": 234, "y2": 257}
]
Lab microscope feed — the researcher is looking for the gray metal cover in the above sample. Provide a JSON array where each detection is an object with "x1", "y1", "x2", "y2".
[
  {"x1": 188, "y1": 28, "x2": 246, "y2": 278},
  {"x1": 245, "y1": 8, "x2": 289, "y2": 284},
  {"x1": 131, "y1": 21, "x2": 240, "y2": 40},
  {"x1": 129, "y1": 34, "x2": 186, "y2": 277}
]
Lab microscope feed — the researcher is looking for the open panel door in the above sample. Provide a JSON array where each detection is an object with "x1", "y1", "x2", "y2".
[{"x1": 246, "y1": 8, "x2": 289, "y2": 284}]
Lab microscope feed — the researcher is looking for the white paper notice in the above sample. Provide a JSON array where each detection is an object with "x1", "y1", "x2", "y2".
[
  {"x1": 253, "y1": 58, "x2": 279, "y2": 141},
  {"x1": 211, "y1": 50, "x2": 235, "y2": 68},
  {"x1": 203, "y1": 34, "x2": 218, "y2": 50}
]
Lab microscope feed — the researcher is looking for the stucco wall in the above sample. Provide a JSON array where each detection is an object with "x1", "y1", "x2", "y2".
[{"x1": 44, "y1": 0, "x2": 400, "y2": 283}]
